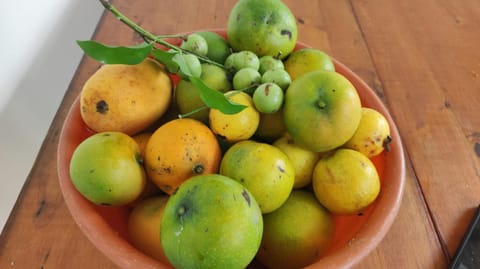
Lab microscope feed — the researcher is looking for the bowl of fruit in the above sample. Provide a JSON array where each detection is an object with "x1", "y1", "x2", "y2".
[{"x1": 57, "y1": 0, "x2": 405, "y2": 268}]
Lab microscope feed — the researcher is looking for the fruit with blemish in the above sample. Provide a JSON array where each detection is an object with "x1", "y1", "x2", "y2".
[
  {"x1": 144, "y1": 118, "x2": 221, "y2": 194},
  {"x1": 160, "y1": 174, "x2": 263, "y2": 269},
  {"x1": 80, "y1": 59, "x2": 172, "y2": 135},
  {"x1": 220, "y1": 140, "x2": 295, "y2": 213}
]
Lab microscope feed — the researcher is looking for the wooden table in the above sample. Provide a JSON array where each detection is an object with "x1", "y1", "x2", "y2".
[{"x1": 1, "y1": 0, "x2": 479, "y2": 268}]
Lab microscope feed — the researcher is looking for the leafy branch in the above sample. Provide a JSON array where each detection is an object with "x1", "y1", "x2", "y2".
[
  {"x1": 76, "y1": 0, "x2": 246, "y2": 116},
  {"x1": 98, "y1": 0, "x2": 223, "y2": 68}
]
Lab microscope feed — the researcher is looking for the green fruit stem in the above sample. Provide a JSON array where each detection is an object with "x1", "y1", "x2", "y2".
[{"x1": 98, "y1": 0, "x2": 224, "y2": 69}]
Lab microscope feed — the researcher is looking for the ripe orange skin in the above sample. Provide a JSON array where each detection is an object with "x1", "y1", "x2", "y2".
[
  {"x1": 127, "y1": 196, "x2": 171, "y2": 264},
  {"x1": 144, "y1": 118, "x2": 221, "y2": 194}
]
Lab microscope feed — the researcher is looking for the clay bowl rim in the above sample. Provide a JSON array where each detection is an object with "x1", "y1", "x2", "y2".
[{"x1": 57, "y1": 28, "x2": 406, "y2": 269}]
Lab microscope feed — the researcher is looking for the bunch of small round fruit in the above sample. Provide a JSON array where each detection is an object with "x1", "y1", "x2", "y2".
[{"x1": 68, "y1": 0, "x2": 393, "y2": 268}]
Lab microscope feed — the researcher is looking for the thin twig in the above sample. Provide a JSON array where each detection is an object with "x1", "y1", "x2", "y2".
[{"x1": 98, "y1": 0, "x2": 225, "y2": 68}]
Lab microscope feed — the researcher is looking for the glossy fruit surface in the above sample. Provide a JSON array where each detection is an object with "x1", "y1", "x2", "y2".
[
  {"x1": 227, "y1": 0, "x2": 298, "y2": 59},
  {"x1": 209, "y1": 91, "x2": 260, "y2": 142},
  {"x1": 196, "y1": 31, "x2": 232, "y2": 64},
  {"x1": 343, "y1": 107, "x2": 391, "y2": 157},
  {"x1": 144, "y1": 118, "x2": 221, "y2": 194},
  {"x1": 80, "y1": 59, "x2": 172, "y2": 135},
  {"x1": 220, "y1": 140, "x2": 295, "y2": 213},
  {"x1": 160, "y1": 174, "x2": 263, "y2": 269},
  {"x1": 273, "y1": 134, "x2": 321, "y2": 189},
  {"x1": 69, "y1": 132, "x2": 146, "y2": 206},
  {"x1": 284, "y1": 48, "x2": 335, "y2": 80},
  {"x1": 127, "y1": 196, "x2": 170, "y2": 263},
  {"x1": 257, "y1": 190, "x2": 334, "y2": 269},
  {"x1": 312, "y1": 149, "x2": 380, "y2": 214},
  {"x1": 284, "y1": 70, "x2": 362, "y2": 152},
  {"x1": 253, "y1": 83, "x2": 284, "y2": 113}
]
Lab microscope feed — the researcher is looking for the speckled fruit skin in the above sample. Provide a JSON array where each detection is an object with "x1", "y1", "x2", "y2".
[
  {"x1": 69, "y1": 132, "x2": 146, "y2": 206},
  {"x1": 227, "y1": 0, "x2": 298, "y2": 59},
  {"x1": 80, "y1": 59, "x2": 172, "y2": 135},
  {"x1": 160, "y1": 174, "x2": 263, "y2": 269},
  {"x1": 219, "y1": 140, "x2": 295, "y2": 213},
  {"x1": 144, "y1": 118, "x2": 221, "y2": 195},
  {"x1": 284, "y1": 70, "x2": 362, "y2": 152}
]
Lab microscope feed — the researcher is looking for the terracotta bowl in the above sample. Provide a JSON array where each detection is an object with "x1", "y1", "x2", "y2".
[{"x1": 57, "y1": 29, "x2": 405, "y2": 269}]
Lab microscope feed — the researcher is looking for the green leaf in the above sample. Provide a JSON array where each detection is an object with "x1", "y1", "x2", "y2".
[
  {"x1": 172, "y1": 53, "x2": 193, "y2": 77},
  {"x1": 150, "y1": 49, "x2": 179, "y2": 73},
  {"x1": 190, "y1": 77, "x2": 247, "y2": 114},
  {"x1": 76, "y1": 40, "x2": 153, "y2": 65}
]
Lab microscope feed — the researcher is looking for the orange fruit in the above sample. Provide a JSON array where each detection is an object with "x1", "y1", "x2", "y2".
[
  {"x1": 132, "y1": 131, "x2": 153, "y2": 157},
  {"x1": 312, "y1": 149, "x2": 380, "y2": 214},
  {"x1": 219, "y1": 140, "x2": 295, "y2": 213},
  {"x1": 273, "y1": 134, "x2": 321, "y2": 189},
  {"x1": 209, "y1": 91, "x2": 260, "y2": 143},
  {"x1": 127, "y1": 195, "x2": 171, "y2": 264},
  {"x1": 256, "y1": 190, "x2": 334, "y2": 269},
  {"x1": 144, "y1": 118, "x2": 221, "y2": 194},
  {"x1": 284, "y1": 48, "x2": 335, "y2": 80},
  {"x1": 343, "y1": 107, "x2": 391, "y2": 157}
]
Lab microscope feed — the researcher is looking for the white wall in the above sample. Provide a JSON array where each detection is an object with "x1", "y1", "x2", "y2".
[{"x1": 0, "y1": 1, "x2": 103, "y2": 233}]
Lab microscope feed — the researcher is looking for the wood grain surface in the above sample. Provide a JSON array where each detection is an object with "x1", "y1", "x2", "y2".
[{"x1": 1, "y1": 0, "x2": 478, "y2": 268}]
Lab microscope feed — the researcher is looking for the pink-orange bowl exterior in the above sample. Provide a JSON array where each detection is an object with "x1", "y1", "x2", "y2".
[{"x1": 57, "y1": 29, "x2": 405, "y2": 269}]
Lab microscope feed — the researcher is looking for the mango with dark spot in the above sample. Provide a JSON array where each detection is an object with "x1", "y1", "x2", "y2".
[
  {"x1": 80, "y1": 58, "x2": 172, "y2": 135},
  {"x1": 160, "y1": 174, "x2": 263, "y2": 269},
  {"x1": 227, "y1": 0, "x2": 298, "y2": 59}
]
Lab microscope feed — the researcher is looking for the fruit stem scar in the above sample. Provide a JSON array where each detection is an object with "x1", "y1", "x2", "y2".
[
  {"x1": 96, "y1": 100, "x2": 109, "y2": 114},
  {"x1": 192, "y1": 164, "x2": 204, "y2": 174},
  {"x1": 383, "y1": 135, "x2": 393, "y2": 152},
  {"x1": 177, "y1": 205, "x2": 186, "y2": 216},
  {"x1": 317, "y1": 100, "x2": 327, "y2": 109}
]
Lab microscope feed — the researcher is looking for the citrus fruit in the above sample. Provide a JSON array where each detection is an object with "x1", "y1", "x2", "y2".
[
  {"x1": 225, "y1": 51, "x2": 260, "y2": 72},
  {"x1": 254, "y1": 108, "x2": 286, "y2": 143},
  {"x1": 80, "y1": 59, "x2": 172, "y2": 135},
  {"x1": 261, "y1": 69, "x2": 291, "y2": 90},
  {"x1": 132, "y1": 131, "x2": 153, "y2": 157},
  {"x1": 259, "y1": 55, "x2": 284, "y2": 74},
  {"x1": 312, "y1": 148, "x2": 380, "y2": 214},
  {"x1": 252, "y1": 83, "x2": 284, "y2": 113},
  {"x1": 284, "y1": 70, "x2": 362, "y2": 152},
  {"x1": 284, "y1": 48, "x2": 335, "y2": 80},
  {"x1": 219, "y1": 140, "x2": 295, "y2": 213},
  {"x1": 256, "y1": 190, "x2": 334, "y2": 269},
  {"x1": 180, "y1": 33, "x2": 208, "y2": 57},
  {"x1": 69, "y1": 132, "x2": 146, "y2": 206},
  {"x1": 343, "y1": 107, "x2": 392, "y2": 157},
  {"x1": 127, "y1": 196, "x2": 170, "y2": 263},
  {"x1": 209, "y1": 91, "x2": 260, "y2": 142},
  {"x1": 161, "y1": 174, "x2": 263, "y2": 269},
  {"x1": 144, "y1": 118, "x2": 221, "y2": 194},
  {"x1": 227, "y1": 0, "x2": 298, "y2": 59},
  {"x1": 273, "y1": 134, "x2": 321, "y2": 189},
  {"x1": 196, "y1": 31, "x2": 232, "y2": 64},
  {"x1": 175, "y1": 64, "x2": 231, "y2": 123},
  {"x1": 232, "y1": 67, "x2": 261, "y2": 91}
]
